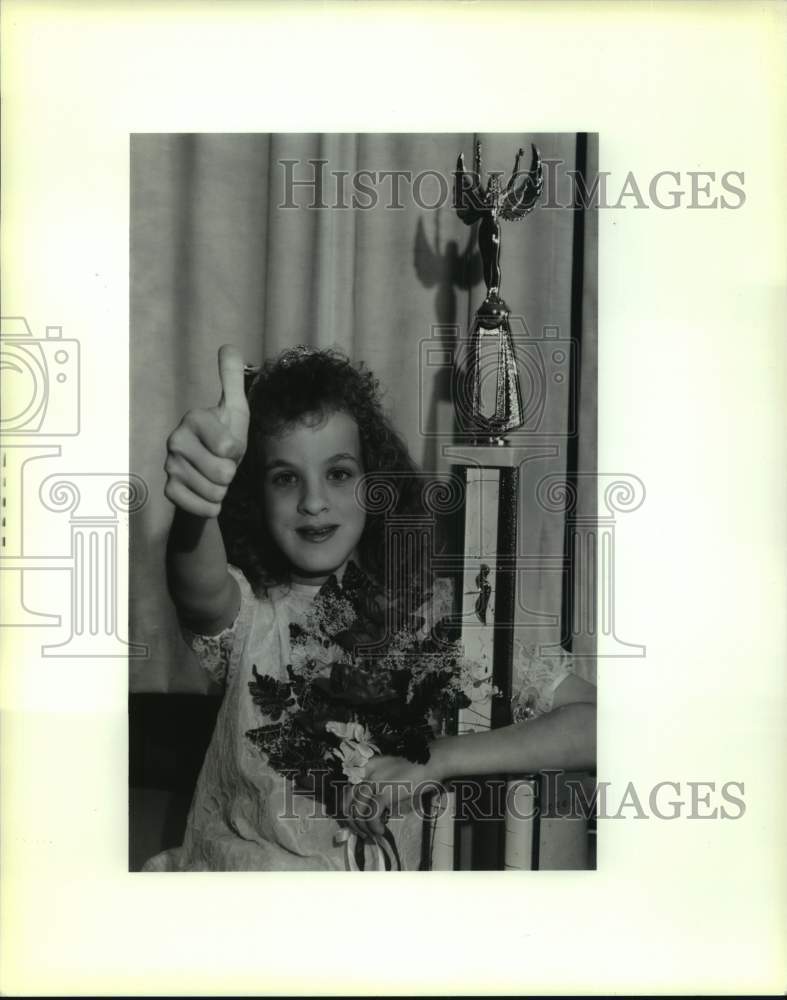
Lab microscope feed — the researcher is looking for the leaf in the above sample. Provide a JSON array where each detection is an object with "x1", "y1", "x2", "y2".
[
  {"x1": 289, "y1": 622, "x2": 307, "y2": 642},
  {"x1": 285, "y1": 665, "x2": 313, "y2": 707},
  {"x1": 245, "y1": 722, "x2": 284, "y2": 746},
  {"x1": 317, "y1": 573, "x2": 343, "y2": 603},
  {"x1": 248, "y1": 666, "x2": 295, "y2": 721}
]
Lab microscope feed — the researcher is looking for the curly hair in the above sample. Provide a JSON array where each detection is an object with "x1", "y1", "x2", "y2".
[{"x1": 219, "y1": 346, "x2": 438, "y2": 609}]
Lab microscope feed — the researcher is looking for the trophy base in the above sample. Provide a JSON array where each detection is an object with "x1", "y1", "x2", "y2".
[{"x1": 473, "y1": 434, "x2": 511, "y2": 448}]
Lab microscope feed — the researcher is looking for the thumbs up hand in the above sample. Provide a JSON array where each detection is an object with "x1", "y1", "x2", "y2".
[
  {"x1": 215, "y1": 344, "x2": 250, "y2": 460},
  {"x1": 164, "y1": 345, "x2": 251, "y2": 519}
]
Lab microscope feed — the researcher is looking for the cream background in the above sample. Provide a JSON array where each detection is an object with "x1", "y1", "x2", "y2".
[{"x1": 1, "y1": 0, "x2": 785, "y2": 995}]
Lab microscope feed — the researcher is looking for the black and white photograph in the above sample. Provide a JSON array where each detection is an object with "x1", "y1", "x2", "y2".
[
  {"x1": 2, "y1": 2, "x2": 785, "y2": 995},
  {"x1": 129, "y1": 133, "x2": 599, "y2": 872}
]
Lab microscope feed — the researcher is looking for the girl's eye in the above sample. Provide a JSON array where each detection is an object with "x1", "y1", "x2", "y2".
[
  {"x1": 271, "y1": 472, "x2": 298, "y2": 487},
  {"x1": 328, "y1": 467, "x2": 354, "y2": 483}
]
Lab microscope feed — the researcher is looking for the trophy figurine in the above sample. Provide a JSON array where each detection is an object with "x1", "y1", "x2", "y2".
[{"x1": 453, "y1": 141, "x2": 543, "y2": 444}]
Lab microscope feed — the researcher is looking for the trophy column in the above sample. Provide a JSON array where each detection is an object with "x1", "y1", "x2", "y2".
[{"x1": 444, "y1": 443, "x2": 559, "y2": 870}]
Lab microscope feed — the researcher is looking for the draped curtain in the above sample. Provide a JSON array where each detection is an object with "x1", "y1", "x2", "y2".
[{"x1": 130, "y1": 133, "x2": 597, "y2": 692}]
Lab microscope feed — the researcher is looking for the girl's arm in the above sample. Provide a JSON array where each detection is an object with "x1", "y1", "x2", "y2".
[
  {"x1": 427, "y1": 699, "x2": 596, "y2": 782},
  {"x1": 163, "y1": 345, "x2": 250, "y2": 634},
  {"x1": 352, "y1": 677, "x2": 596, "y2": 838},
  {"x1": 430, "y1": 670, "x2": 597, "y2": 780},
  {"x1": 166, "y1": 511, "x2": 240, "y2": 634}
]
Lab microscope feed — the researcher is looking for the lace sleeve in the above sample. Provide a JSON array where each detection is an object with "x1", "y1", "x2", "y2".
[
  {"x1": 510, "y1": 641, "x2": 573, "y2": 721},
  {"x1": 180, "y1": 565, "x2": 255, "y2": 686}
]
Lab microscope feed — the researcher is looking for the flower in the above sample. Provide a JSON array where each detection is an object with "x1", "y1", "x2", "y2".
[
  {"x1": 326, "y1": 720, "x2": 379, "y2": 783},
  {"x1": 307, "y1": 593, "x2": 357, "y2": 637},
  {"x1": 468, "y1": 658, "x2": 489, "y2": 682},
  {"x1": 325, "y1": 720, "x2": 369, "y2": 742},
  {"x1": 331, "y1": 741, "x2": 376, "y2": 784},
  {"x1": 290, "y1": 635, "x2": 346, "y2": 673},
  {"x1": 511, "y1": 689, "x2": 537, "y2": 722}
]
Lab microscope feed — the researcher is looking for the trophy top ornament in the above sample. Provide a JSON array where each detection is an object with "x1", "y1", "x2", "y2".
[
  {"x1": 451, "y1": 140, "x2": 544, "y2": 445},
  {"x1": 454, "y1": 141, "x2": 543, "y2": 323},
  {"x1": 454, "y1": 141, "x2": 543, "y2": 226}
]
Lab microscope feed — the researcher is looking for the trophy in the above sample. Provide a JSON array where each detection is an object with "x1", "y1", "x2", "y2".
[{"x1": 453, "y1": 141, "x2": 543, "y2": 444}]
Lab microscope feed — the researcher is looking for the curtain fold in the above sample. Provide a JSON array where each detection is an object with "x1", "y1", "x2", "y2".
[{"x1": 130, "y1": 133, "x2": 596, "y2": 692}]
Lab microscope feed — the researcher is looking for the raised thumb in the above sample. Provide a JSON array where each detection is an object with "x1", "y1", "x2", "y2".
[{"x1": 217, "y1": 344, "x2": 248, "y2": 415}]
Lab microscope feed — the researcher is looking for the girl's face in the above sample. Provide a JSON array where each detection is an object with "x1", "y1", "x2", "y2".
[{"x1": 261, "y1": 410, "x2": 366, "y2": 586}]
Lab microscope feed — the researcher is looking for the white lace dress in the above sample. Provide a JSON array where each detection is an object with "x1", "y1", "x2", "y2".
[
  {"x1": 510, "y1": 642, "x2": 575, "y2": 722},
  {"x1": 141, "y1": 566, "x2": 580, "y2": 872}
]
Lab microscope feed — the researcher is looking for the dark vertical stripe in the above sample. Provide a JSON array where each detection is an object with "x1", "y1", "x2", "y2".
[
  {"x1": 444, "y1": 464, "x2": 469, "y2": 740},
  {"x1": 561, "y1": 132, "x2": 587, "y2": 651},
  {"x1": 532, "y1": 776, "x2": 542, "y2": 870},
  {"x1": 420, "y1": 800, "x2": 435, "y2": 871},
  {"x1": 354, "y1": 834, "x2": 366, "y2": 871},
  {"x1": 382, "y1": 828, "x2": 403, "y2": 871},
  {"x1": 493, "y1": 467, "x2": 518, "y2": 718}
]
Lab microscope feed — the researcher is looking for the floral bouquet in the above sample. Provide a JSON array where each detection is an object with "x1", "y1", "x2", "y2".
[{"x1": 245, "y1": 561, "x2": 491, "y2": 820}]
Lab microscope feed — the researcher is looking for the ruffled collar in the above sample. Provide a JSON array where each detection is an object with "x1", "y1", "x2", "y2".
[
  {"x1": 317, "y1": 560, "x2": 381, "y2": 601},
  {"x1": 275, "y1": 560, "x2": 374, "y2": 601}
]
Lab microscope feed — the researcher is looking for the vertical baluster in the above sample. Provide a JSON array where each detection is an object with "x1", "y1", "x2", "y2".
[
  {"x1": 504, "y1": 778, "x2": 538, "y2": 870},
  {"x1": 429, "y1": 788, "x2": 456, "y2": 871}
]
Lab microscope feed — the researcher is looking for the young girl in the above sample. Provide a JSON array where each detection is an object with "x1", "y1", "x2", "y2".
[{"x1": 142, "y1": 344, "x2": 596, "y2": 871}]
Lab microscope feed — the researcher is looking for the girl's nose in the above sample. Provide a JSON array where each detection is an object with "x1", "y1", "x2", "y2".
[{"x1": 298, "y1": 482, "x2": 329, "y2": 516}]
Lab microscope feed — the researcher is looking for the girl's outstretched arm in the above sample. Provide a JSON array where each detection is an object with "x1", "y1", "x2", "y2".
[
  {"x1": 351, "y1": 678, "x2": 596, "y2": 839},
  {"x1": 164, "y1": 345, "x2": 249, "y2": 634},
  {"x1": 431, "y1": 672, "x2": 596, "y2": 779},
  {"x1": 428, "y1": 699, "x2": 596, "y2": 781},
  {"x1": 166, "y1": 512, "x2": 240, "y2": 634}
]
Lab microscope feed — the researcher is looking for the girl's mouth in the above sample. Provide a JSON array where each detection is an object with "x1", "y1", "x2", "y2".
[{"x1": 296, "y1": 525, "x2": 339, "y2": 543}]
